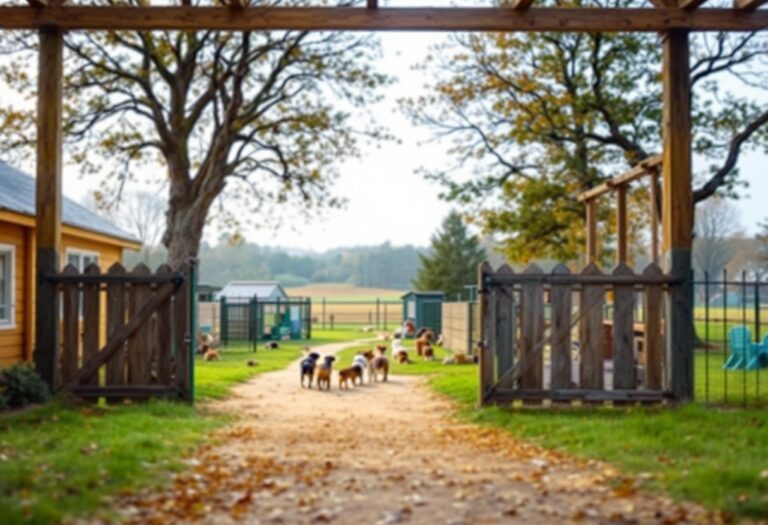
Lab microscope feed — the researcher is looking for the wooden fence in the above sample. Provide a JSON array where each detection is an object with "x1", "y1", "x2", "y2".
[
  {"x1": 441, "y1": 301, "x2": 478, "y2": 356},
  {"x1": 48, "y1": 262, "x2": 195, "y2": 402},
  {"x1": 478, "y1": 262, "x2": 681, "y2": 405}
]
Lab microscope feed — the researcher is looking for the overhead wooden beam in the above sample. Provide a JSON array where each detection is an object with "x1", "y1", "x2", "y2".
[
  {"x1": 586, "y1": 199, "x2": 598, "y2": 264},
  {"x1": 367, "y1": 0, "x2": 378, "y2": 8},
  {"x1": 577, "y1": 154, "x2": 662, "y2": 203},
  {"x1": 1, "y1": 7, "x2": 768, "y2": 32},
  {"x1": 33, "y1": 26, "x2": 63, "y2": 390},
  {"x1": 510, "y1": 0, "x2": 536, "y2": 10},
  {"x1": 734, "y1": 0, "x2": 768, "y2": 11},
  {"x1": 661, "y1": 30, "x2": 694, "y2": 402},
  {"x1": 680, "y1": 0, "x2": 709, "y2": 10},
  {"x1": 616, "y1": 185, "x2": 628, "y2": 265}
]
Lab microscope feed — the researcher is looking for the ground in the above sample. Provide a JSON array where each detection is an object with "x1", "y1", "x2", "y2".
[{"x1": 110, "y1": 340, "x2": 716, "y2": 525}]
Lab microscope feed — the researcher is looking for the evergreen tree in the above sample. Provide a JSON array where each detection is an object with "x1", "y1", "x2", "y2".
[{"x1": 413, "y1": 212, "x2": 487, "y2": 298}]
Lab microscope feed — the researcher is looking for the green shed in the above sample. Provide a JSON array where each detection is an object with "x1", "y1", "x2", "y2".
[{"x1": 402, "y1": 291, "x2": 446, "y2": 335}]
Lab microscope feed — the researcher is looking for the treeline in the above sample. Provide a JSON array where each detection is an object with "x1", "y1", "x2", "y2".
[{"x1": 125, "y1": 242, "x2": 423, "y2": 289}]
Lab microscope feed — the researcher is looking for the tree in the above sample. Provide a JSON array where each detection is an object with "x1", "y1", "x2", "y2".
[
  {"x1": 404, "y1": 0, "x2": 768, "y2": 263},
  {"x1": 413, "y1": 212, "x2": 486, "y2": 299},
  {"x1": 692, "y1": 198, "x2": 742, "y2": 280},
  {"x1": 0, "y1": 0, "x2": 389, "y2": 268}
]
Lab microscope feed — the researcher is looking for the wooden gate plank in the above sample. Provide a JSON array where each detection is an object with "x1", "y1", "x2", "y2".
[
  {"x1": 643, "y1": 263, "x2": 664, "y2": 390},
  {"x1": 478, "y1": 262, "x2": 494, "y2": 403},
  {"x1": 128, "y1": 264, "x2": 152, "y2": 385},
  {"x1": 105, "y1": 263, "x2": 127, "y2": 390},
  {"x1": 60, "y1": 264, "x2": 79, "y2": 387},
  {"x1": 496, "y1": 264, "x2": 516, "y2": 388},
  {"x1": 156, "y1": 264, "x2": 173, "y2": 384},
  {"x1": 579, "y1": 263, "x2": 604, "y2": 389},
  {"x1": 520, "y1": 264, "x2": 544, "y2": 391},
  {"x1": 550, "y1": 263, "x2": 572, "y2": 390},
  {"x1": 174, "y1": 263, "x2": 191, "y2": 398},
  {"x1": 82, "y1": 263, "x2": 101, "y2": 387},
  {"x1": 612, "y1": 263, "x2": 636, "y2": 390}
]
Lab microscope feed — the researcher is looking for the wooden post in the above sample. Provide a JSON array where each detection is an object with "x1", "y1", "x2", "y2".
[
  {"x1": 616, "y1": 185, "x2": 628, "y2": 265},
  {"x1": 662, "y1": 30, "x2": 694, "y2": 401},
  {"x1": 650, "y1": 170, "x2": 660, "y2": 264},
  {"x1": 586, "y1": 198, "x2": 597, "y2": 264},
  {"x1": 33, "y1": 26, "x2": 64, "y2": 389}
]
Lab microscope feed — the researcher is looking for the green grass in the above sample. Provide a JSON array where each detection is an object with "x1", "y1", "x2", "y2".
[
  {"x1": 0, "y1": 328, "x2": 365, "y2": 524},
  {"x1": 351, "y1": 340, "x2": 768, "y2": 520},
  {"x1": 695, "y1": 351, "x2": 768, "y2": 407},
  {"x1": 0, "y1": 401, "x2": 222, "y2": 525}
]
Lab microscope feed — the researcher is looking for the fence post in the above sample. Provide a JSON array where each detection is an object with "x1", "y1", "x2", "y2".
[
  {"x1": 250, "y1": 297, "x2": 258, "y2": 352},
  {"x1": 330, "y1": 314, "x2": 335, "y2": 331},
  {"x1": 384, "y1": 303, "x2": 388, "y2": 330},
  {"x1": 220, "y1": 296, "x2": 228, "y2": 347},
  {"x1": 188, "y1": 258, "x2": 198, "y2": 403},
  {"x1": 467, "y1": 301, "x2": 473, "y2": 356},
  {"x1": 376, "y1": 298, "x2": 381, "y2": 329},
  {"x1": 322, "y1": 297, "x2": 326, "y2": 330}
]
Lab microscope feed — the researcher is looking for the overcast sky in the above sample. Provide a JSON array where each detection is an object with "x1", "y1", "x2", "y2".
[{"x1": 1, "y1": 4, "x2": 767, "y2": 251}]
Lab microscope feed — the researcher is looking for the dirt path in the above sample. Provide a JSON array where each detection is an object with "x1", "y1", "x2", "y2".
[{"x1": 117, "y1": 340, "x2": 717, "y2": 525}]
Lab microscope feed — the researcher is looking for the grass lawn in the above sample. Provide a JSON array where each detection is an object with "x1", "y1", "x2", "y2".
[
  {"x1": 341, "y1": 340, "x2": 768, "y2": 520},
  {"x1": 0, "y1": 328, "x2": 365, "y2": 524}
]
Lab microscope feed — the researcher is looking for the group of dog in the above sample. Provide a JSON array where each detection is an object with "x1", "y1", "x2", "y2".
[{"x1": 300, "y1": 345, "x2": 390, "y2": 390}]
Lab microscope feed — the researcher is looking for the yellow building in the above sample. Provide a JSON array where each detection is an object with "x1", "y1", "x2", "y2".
[{"x1": 0, "y1": 161, "x2": 142, "y2": 366}]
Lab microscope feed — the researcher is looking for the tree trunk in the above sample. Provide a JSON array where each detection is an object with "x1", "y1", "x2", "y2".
[{"x1": 164, "y1": 203, "x2": 206, "y2": 270}]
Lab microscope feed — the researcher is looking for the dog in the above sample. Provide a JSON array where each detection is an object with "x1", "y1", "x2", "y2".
[
  {"x1": 415, "y1": 330, "x2": 435, "y2": 357},
  {"x1": 338, "y1": 366, "x2": 361, "y2": 389},
  {"x1": 372, "y1": 346, "x2": 389, "y2": 382},
  {"x1": 315, "y1": 355, "x2": 336, "y2": 391},
  {"x1": 203, "y1": 349, "x2": 221, "y2": 362},
  {"x1": 435, "y1": 334, "x2": 444, "y2": 347},
  {"x1": 265, "y1": 341, "x2": 279, "y2": 350},
  {"x1": 423, "y1": 346, "x2": 435, "y2": 361},
  {"x1": 361, "y1": 350, "x2": 376, "y2": 381},
  {"x1": 246, "y1": 359, "x2": 258, "y2": 367},
  {"x1": 395, "y1": 350, "x2": 410, "y2": 364},
  {"x1": 300, "y1": 352, "x2": 321, "y2": 388},
  {"x1": 353, "y1": 353, "x2": 369, "y2": 385}
]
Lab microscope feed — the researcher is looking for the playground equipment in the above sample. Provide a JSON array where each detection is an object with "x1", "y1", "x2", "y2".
[{"x1": 723, "y1": 326, "x2": 768, "y2": 371}]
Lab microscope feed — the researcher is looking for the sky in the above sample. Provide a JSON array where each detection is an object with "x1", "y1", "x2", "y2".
[{"x1": 1, "y1": 4, "x2": 767, "y2": 251}]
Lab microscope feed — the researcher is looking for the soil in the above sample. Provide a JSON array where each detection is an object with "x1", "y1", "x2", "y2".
[{"x1": 113, "y1": 340, "x2": 718, "y2": 525}]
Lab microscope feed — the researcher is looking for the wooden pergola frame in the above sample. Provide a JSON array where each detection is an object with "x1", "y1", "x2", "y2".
[
  {"x1": 578, "y1": 155, "x2": 663, "y2": 266},
  {"x1": 3, "y1": 0, "x2": 766, "y2": 402}
]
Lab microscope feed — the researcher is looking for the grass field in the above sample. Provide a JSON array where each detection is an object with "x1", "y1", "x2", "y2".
[
  {"x1": 0, "y1": 329, "x2": 366, "y2": 525},
  {"x1": 284, "y1": 282, "x2": 405, "y2": 301},
  {"x1": 340, "y1": 340, "x2": 768, "y2": 520}
]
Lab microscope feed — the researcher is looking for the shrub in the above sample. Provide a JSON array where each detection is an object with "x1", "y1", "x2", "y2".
[{"x1": 0, "y1": 363, "x2": 50, "y2": 408}]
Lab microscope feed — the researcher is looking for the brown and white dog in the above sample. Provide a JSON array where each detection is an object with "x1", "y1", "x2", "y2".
[
  {"x1": 372, "y1": 345, "x2": 389, "y2": 382},
  {"x1": 338, "y1": 366, "x2": 360, "y2": 389},
  {"x1": 203, "y1": 349, "x2": 221, "y2": 362},
  {"x1": 315, "y1": 355, "x2": 336, "y2": 391},
  {"x1": 415, "y1": 330, "x2": 435, "y2": 357}
]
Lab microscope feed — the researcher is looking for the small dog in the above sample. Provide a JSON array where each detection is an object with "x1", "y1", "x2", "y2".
[
  {"x1": 203, "y1": 349, "x2": 221, "y2": 361},
  {"x1": 435, "y1": 334, "x2": 444, "y2": 347},
  {"x1": 338, "y1": 366, "x2": 361, "y2": 389},
  {"x1": 246, "y1": 359, "x2": 258, "y2": 367},
  {"x1": 265, "y1": 341, "x2": 279, "y2": 350},
  {"x1": 353, "y1": 353, "x2": 369, "y2": 385},
  {"x1": 423, "y1": 346, "x2": 435, "y2": 361},
  {"x1": 372, "y1": 346, "x2": 389, "y2": 382},
  {"x1": 395, "y1": 350, "x2": 410, "y2": 364},
  {"x1": 415, "y1": 330, "x2": 435, "y2": 357},
  {"x1": 315, "y1": 355, "x2": 336, "y2": 391},
  {"x1": 300, "y1": 352, "x2": 321, "y2": 388}
]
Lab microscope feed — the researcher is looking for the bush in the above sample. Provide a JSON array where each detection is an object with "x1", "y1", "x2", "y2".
[{"x1": 0, "y1": 363, "x2": 50, "y2": 409}]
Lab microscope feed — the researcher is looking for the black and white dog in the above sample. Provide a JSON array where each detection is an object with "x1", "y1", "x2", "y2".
[{"x1": 300, "y1": 352, "x2": 321, "y2": 388}]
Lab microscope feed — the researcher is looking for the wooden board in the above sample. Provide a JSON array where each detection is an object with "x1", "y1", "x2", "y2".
[
  {"x1": 105, "y1": 263, "x2": 126, "y2": 390},
  {"x1": 520, "y1": 264, "x2": 544, "y2": 391},
  {"x1": 612, "y1": 264, "x2": 636, "y2": 390},
  {"x1": 579, "y1": 264, "x2": 604, "y2": 389},
  {"x1": 82, "y1": 264, "x2": 101, "y2": 387},
  {"x1": 550, "y1": 264, "x2": 572, "y2": 390},
  {"x1": 60, "y1": 265, "x2": 79, "y2": 387}
]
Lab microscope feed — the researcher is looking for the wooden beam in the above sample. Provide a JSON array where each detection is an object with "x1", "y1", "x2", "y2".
[
  {"x1": 661, "y1": 30, "x2": 695, "y2": 402},
  {"x1": 367, "y1": 0, "x2": 378, "y2": 8},
  {"x1": 616, "y1": 185, "x2": 628, "y2": 265},
  {"x1": 1, "y1": 7, "x2": 768, "y2": 32},
  {"x1": 510, "y1": 0, "x2": 536, "y2": 10},
  {"x1": 734, "y1": 0, "x2": 768, "y2": 10},
  {"x1": 577, "y1": 154, "x2": 662, "y2": 203},
  {"x1": 650, "y1": 169, "x2": 660, "y2": 264},
  {"x1": 33, "y1": 26, "x2": 63, "y2": 390},
  {"x1": 586, "y1": 199, "x2": 597, "y2": 264},
  {"x1": 681, "y1": 0, "x2": 709, "y2": 10}
]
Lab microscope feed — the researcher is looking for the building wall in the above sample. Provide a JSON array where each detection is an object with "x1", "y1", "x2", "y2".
[{"x1": 0, "y1": 220, "x2": 131, "y2": 368}]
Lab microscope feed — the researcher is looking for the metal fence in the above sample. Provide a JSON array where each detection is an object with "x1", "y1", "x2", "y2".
[
  {"x1": 694, "y1": 272, "x2": 768, "y2": 408},
  {"x1": 312, "y1": 299, "x2": 402, "y2": 330}
]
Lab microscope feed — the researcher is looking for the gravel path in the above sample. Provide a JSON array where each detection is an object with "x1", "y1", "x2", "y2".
[{"x1": 116, "y1": 339, "x2": 717, "y2": 525}]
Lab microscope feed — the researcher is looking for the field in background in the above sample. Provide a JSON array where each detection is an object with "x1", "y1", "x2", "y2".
[{"x1": 284, "y1": 283, "x2": 405, "y2": 301}]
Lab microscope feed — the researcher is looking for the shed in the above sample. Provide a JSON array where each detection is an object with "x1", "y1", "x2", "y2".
[{"x1": 401, "y1": 291, "x2": 445, "y2": 335}]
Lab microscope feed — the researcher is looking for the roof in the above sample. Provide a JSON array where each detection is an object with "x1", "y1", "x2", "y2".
[
  {"x1": 0, "y1": 160, "x2": 140, "y2": 244},
  {"x1": 402, "y1": 291, "x2": 446, "y2": 300},
  {"x1": 217, "y1": 281, "x2": 288, "y2": 300}
]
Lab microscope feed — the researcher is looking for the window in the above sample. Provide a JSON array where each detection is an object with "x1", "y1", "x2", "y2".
[
  {"x1": 0, "y1": 244, "x2": 15, "y2": 329},
  {"x1": 66, "y1": 249, "x2": 100, "y2": 272}
]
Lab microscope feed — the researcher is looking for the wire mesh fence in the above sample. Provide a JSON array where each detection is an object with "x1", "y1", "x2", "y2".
[{"x1": 311, "y1": 299, "x2": 402, "y2": 330}]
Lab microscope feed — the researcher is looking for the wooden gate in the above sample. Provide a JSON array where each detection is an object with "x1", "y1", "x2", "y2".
[
  {"x1": 48, "y1": 261, "x2": 196, "y2": 402},
  {"x1": 478, "y1": 262, "x2": 681, "y2": 406}
]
